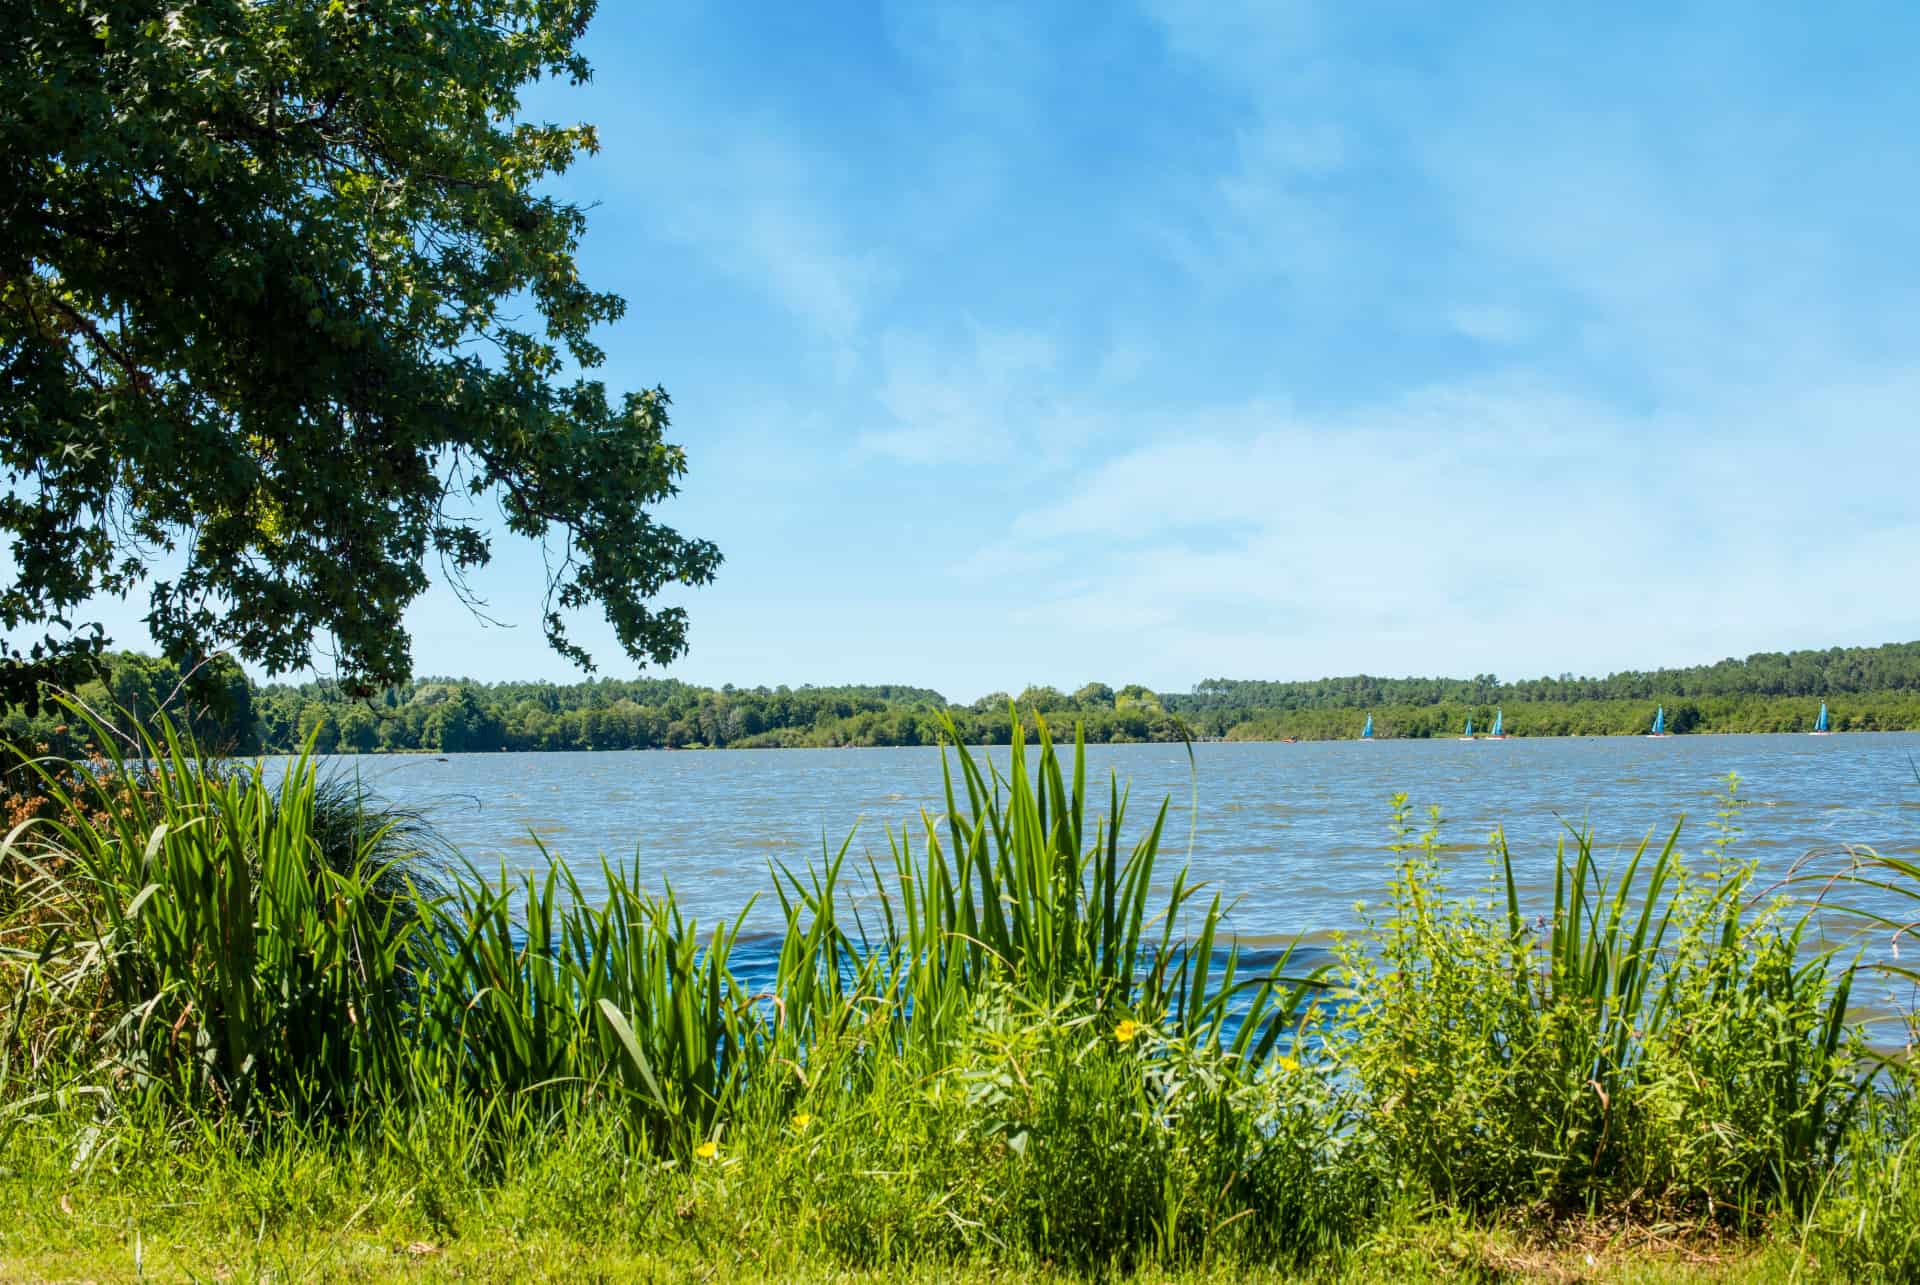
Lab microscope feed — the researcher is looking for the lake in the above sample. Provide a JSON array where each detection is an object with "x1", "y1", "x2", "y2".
[{"x1": 310, "y1": 732, "x2": 1920, "y2": 950}]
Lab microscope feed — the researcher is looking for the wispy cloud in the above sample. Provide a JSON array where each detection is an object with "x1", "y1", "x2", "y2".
[
  {"x1": 569, "y1": 99, "x2": 896, "y2": 377},
  {"x1": 858, "y1": 324, "x2": 1080, "y2": 463},
  {"x1": 883, "y1": 0, "x2": 1048, "y2": 129}
]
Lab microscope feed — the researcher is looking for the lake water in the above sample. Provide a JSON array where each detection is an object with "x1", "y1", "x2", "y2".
[{"x1": 312, "y1": 733, "x2": 1920, "y2": 954}]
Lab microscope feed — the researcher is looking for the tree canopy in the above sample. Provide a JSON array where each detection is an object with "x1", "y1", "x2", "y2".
[{"x1": 1, "y1": 0, "x2": 719, "y2": 710}]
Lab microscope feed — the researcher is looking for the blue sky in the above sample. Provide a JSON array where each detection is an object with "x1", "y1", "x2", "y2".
[{"x1": 69, "y1": 2, "x2": 1920, "y2": 698}]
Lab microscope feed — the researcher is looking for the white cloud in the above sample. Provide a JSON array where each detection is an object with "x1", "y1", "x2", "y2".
[
  {"x1": 949, "y1": 541, "x2": 1070, "y2": 584},
  {"x1": 1151, "y1": 117, "x2": 1356, "y2": 291},
  {"x1": 1135, "y1": 0, "x2": 1366, "y2": 293},
  {"x1": 994, "y1": 367, "x2": 1920, "y2": 686},
  {"x1": 730, "y1": 205, "x2": 889, "y2": 353}
]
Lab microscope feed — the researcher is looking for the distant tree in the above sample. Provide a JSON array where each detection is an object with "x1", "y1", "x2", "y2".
[
  {"x1": 335, "y1": 704, "x2": 379, "y2": 754},
  {"x1": 427, "y1": 687, "x2": 502, "y2": 754},
  {"x1": 295, "y1": 704, "x2": 339, "y2": 755},
  {"x1": 1073, "y1": 682, "x2": 1116, "y2": 709},
  {"x1": 1, "y1": 1, "x2": 719, "y2": 711},
  {"x1": 1016, "y1": 685, "x2": 1070, "y2": 713},
  {"x1": 971, "y1": 692, "x2": 1012, "y2": 715}
]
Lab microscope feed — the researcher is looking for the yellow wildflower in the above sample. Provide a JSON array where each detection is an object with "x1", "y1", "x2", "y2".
[
  {"x1": 792, "y1": 1112, "x2": 814, "y2": 1131},
  {"x1": 1277, "y1": 1055, "x2": 1301, "y2": 1073},
  {"x1": 1114, "y1": 1019, "x2": 1140, "y2": 1044},
  {"x1": 694, "y1": 1140, "x2": 718, "y2": 1160}
]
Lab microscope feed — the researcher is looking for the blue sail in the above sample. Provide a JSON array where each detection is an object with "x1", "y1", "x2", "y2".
[
  {"x1": 1816, "y1": 703, "x2": 1829, "y2": 732},
  {"x1": 1652, "y1": 706, "x2": 1665, "y2": 735},
  {"x1": 1492, "y1": 708, "x2": 1503, "y2": 737},
  {"x1": 1464, "y1": 717, "x2": 1473, "y2": 737},
  {"x1": 1362, "y1": 714, "x2": 1373, "y2": 739}
]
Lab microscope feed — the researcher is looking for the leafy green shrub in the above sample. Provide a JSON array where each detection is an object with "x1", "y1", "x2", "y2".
[
  {"x1": 948, "y1": 992, "x2": 1367, "y2": 1268},
  {"x1": 1334, "y1": 788, "x2": 1861, "y2": 1217}
]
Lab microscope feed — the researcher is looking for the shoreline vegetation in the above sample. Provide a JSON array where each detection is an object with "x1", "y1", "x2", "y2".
[
  {"x1": 3, "y1": 702, "x2": 1920, "y2": 1280},
  {"x1": 6, "y1": 640, "x2": 1919, "y2": 759}
]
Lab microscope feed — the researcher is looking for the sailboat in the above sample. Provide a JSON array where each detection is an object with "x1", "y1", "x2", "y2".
[
  {"x1": 1459, "y1": 715, "x2": 1476, "y2": 741},
  {"x1": 1361, "y1": 714, "x2": 1374, "y2": 741},
  {"x1": 1647, "y1": 705, "x2": 1669, "y2": 738},
  {"x1": 1486, "y1": 707, "x2": 1507, "y2": 740},
  {"x1": 1810, "y1": 703, "x2": 1832, "y2": 736}
]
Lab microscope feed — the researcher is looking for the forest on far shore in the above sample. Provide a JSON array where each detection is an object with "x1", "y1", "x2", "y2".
[{"x1": 5, "y1": 641, "x2": 1916, "y2": 756}]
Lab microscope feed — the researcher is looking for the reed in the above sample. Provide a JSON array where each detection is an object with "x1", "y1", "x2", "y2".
[
  {"x1": 412, "y1": 851, "x2": 759, "y2": 1152},
  {"x1": 776, "y1": 712, "x2": 1314, "y2": 1066},
  {"x1": 1, "y1": 698, "x2": 435, "y2": 1117}
]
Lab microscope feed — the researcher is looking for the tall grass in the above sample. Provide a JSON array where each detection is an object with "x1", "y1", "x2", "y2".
[
  {"x1": 1790, "y1": 818, "x2": 1920, "y2": 1281},
  {"x1": 1, "y1": 702, "x2": 438, "y2": 1118},
  {"x1": 776, "y1": 715, "x2": 1311, "y2": 1063},
  {"x1": 0, "y1": 698, "x2": 1900, "y2": 1272},
  {"x1": 415, "y1": 852, "x2": 760, "y2": 1152}
]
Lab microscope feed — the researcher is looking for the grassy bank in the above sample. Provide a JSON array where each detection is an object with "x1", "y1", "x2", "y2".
[
  {"x1": 3, "y1": 701, "x2": 1918, "y2": 1280},
  {"x1": 0, "y1": 1120, "x2": 1841, "y2": 1282}
]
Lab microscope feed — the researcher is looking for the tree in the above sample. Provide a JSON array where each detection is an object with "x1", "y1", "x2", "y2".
[
  {"x1": 1016, "y1": 685, "x2": 1069, "y2": 713},
  {"x1": 295, "y1": 704, "x2": 339, "y2": 755},
  {"x1": 1, "y1": 2, "x2": 720, "y2": 711},
  {"x1": 335, "y1": 703, "x2": 378, "y2": 754},
  {"x1": 1073, "y1": 682, "x2": 1115, "y2": 709},
  {"x1": 427, "y1": 687, "x2": 502, "y2": 754},
  {"x1": 971, "y1": 691, "x2": 1012, "y2": 715}
]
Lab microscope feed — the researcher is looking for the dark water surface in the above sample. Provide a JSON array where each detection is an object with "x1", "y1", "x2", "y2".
[{"x1": 308, "y1": 734, "x2": 1920, "y2": 947}]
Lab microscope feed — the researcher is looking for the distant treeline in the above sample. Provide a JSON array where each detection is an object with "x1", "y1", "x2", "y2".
[
  {"x1": 1223, "y1": 694, "x2": 1920, "y2": 742},
  {"x1": 3, "y1": 642, "x2": 1917, "y2": 756},
  {"x1": 1173, "y1": 642, "x2": 1920, "y2": 713}
]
